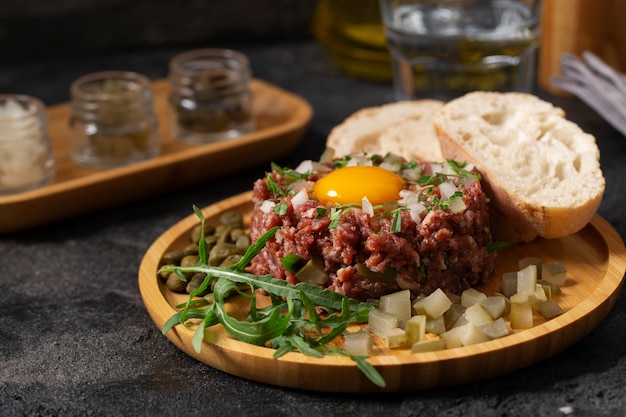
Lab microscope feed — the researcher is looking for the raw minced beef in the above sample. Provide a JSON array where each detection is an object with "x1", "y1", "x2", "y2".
[{"x1": 250, "y1": 156, "x2": 497, "y2": 301}]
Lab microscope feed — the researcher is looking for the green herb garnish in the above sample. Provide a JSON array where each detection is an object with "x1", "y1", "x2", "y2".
[
  {"x1": 265, "y1": 172, "x2": 286, "y2": 197},
  {"x1": 273, "y1": 201, "x2": 288, "y2": 215},
  {"x1": 486, "y1": 240, "x2": 514, "y2": 253},
  {"x1": 270, "y1": 162, "x2": 310, "y2": 183},
  {"x1": 280, "y1": 254, "x2": 305, "y2": 273},
  {"x1": 160, "y1": 206, "x2": 384, "y2": 388}
]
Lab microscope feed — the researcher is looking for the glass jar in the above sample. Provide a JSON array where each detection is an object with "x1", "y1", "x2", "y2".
[
  {"x1": 168, "y1": 48, "x2": 255, "y2": 143},
  {"x1": 0, "y1": 94, "x2": 55, "y2": 194},
  {"x1": 69, "y1": 71, "x2": 160, "y2": 168}
]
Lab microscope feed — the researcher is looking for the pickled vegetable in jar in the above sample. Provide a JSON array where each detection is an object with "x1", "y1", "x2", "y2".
[
  {"x1": 69, "y1": 71, "x2": 159, "y2": 168},
  {"x1": 168, "y1": 48, "x2": 254, "y2": 143},
  {"x1": 0, "y1": 95, "x2": 55, "y2": 193}
]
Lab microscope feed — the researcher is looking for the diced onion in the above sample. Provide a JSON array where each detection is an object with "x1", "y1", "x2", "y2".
[
  {"x1": 346, "y1": 155, "x2": 372, "y2": 167},
  {"x1": 408, "y1": 203, "x2": 426, "y2": 223},
  {"x1": 461, "y1": 176, "x2": 478, "y2": 186},
  {"x1": 294, "y1": 160, "x2": 331, "y2": 174},
  {"x1": 259, "y1": 200, "x2": 275, "y2": 214},
  {"x1": 439, "y1": 181, "x2": 459, "y2": 200},
  {"x1": 399, "y1": 190, "x2": 418, "y2": 205},
  {"x1": 448, "y1": 196, "x2": 466, "y2": 213},
  {"x1": 294, "y1": 159, "x2": 313, "y2": 174},
  {"x1": 287, "y1": 178, "x2": 312, "y2": 194},
  {"x1": 430, "y1": 162, "x2": 443, "y2": 174},
  {"x1": 361, "y1": 196, "x2": 374, "y2": 216},
  {"x1": 379, "y1": 161, "x2": 400, "y2": 173},
  {"x1": 401, "y1": 168, "x2": 422, "y2": 182},
  {"x1": 291, "y1": 189, "x2": 309, "y2": 209}
]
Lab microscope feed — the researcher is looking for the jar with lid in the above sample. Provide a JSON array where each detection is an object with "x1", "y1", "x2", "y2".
[
  {"x1": 168, "y1": 48, "x2": 255, "y2": 143},
  {"x1": 69, "y1": 71, "x2": 160, "y2": 168},
  {"x1": 0, "y1": 94, "x2": 55, "y2": 194}
]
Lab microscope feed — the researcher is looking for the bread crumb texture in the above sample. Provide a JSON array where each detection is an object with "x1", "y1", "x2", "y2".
[{"x1": 435, "y1": 92, "x2": 605, "y2": 209}]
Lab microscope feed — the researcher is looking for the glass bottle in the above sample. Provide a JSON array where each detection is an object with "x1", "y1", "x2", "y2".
[
  {"x1": 312, "y1": 0, "x2": 392, "y2": 81},
  {"x1": 69, "y1": 71, "x2": 160, "y2": 168},
  {"x1": 168, "y1": 48, "x2": 255, "y2": 143},
  {"x1": 0, "y1": 94, "x2": 55, "y2": 193}
]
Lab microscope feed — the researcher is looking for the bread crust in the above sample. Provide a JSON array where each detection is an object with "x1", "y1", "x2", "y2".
[
  {"x1": 434, "y1": 92, "x2": 605, "y2": 242},
  {"x1": 324, "y1": 92, "x2": 605, "y2": 243},
  {"x1": 326, "y1": 100, "x2": 444, "y2": 161}
]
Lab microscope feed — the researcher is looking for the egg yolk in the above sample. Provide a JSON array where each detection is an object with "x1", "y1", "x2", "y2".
[{"x1": 312, "y1": 165, "x2": 405, "y2": 205}]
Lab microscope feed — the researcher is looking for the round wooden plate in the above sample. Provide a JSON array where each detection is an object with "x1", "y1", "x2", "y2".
[{"x1": 138, "y1": 191, "x2": 626, "y2": 392}]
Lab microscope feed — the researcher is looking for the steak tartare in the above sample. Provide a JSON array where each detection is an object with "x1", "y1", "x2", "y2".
[{"x1": 250, "y1": 153, "x2": 497, "y2": 301}]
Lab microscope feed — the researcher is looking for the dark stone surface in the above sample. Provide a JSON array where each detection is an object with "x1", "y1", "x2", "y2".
[
  {"x1": 0, "y1": 0, "x2": 317, "y2": 59},
  {"x1": 0, "y1": 37, "x2": 625, "y2": 416}
]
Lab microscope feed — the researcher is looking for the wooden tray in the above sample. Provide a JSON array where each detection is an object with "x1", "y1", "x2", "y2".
[
  {"x1": 0, "y1": 80, "x2": 312, "y2": 234},
  {"x1": 138, "y1": 192, "x2": 626, "y2": 393}
]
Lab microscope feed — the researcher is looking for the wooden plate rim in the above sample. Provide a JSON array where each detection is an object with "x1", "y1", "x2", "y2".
[
  {"x1": 138, "y1": 191, "x2": 626, "y2": 391},
  {"x1": 0, "y1": 80, "x2": 312, "y2": 234}
]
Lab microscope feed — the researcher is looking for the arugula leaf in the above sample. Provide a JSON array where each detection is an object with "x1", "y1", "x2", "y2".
[
  {"x1": 160, "y1": 220, "x2": 382, "y2": 387},
  {"x1": 280, "y1": 254, "x2": 305, "y2": 273}
]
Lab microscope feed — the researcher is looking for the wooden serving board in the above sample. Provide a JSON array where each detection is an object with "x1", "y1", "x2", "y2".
[
  {"x1": 0, "y1": 79, "x2": 312, "y2": 234},
  {"x1": 138, "y1": 192, "x2": 626, "y2": 393}
]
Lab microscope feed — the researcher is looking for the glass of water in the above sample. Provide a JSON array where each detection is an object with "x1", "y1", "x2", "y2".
[{"x1": 379, "y1": 0, "x2": 543, "y2": 101}]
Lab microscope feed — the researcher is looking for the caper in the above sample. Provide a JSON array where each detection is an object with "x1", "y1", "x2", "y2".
[
  {"x1": 204, "y1": 235, "x2": 218, "y2": 251},
  {"x1": 161, "y1": 250, "x2": 185, "y2": 266},
  {"x1": 158, "y1": 265, "x2": 176, "y2": 280},
  {"x1": 186, "y1": 273, "x2": 209, "y2": 295},
  {"x1": 183, "y1": 243, "x2": 199, "y2": 256},
  {"x1": 166, "y1": 272, "x2": 187, "y2": 293},
  {"x1": 209, "y1": 243, "x2": 239, "y2": 266},
  {"x1": 220, "y1": 210, "x2": 243, "y2": 228},
  {"x1": 229, "y1": 228, "x2": 245, "y2": 242},
  {"x1": 217, "y1": 225, "x2": 235, "y2": 244},
  {"x1": 190, "y1": 223, "x2": 216, "y2": 244},
  {"x1": 220, "y1": 254, "x2": 243, "y2": 267},
  {"x1": 235, "y1": 234, "x2": 251, "y2": 254},
  {"x1": 158, "y1": 207, "x2": 255, "y2": 295},
  {"x1": 180, "y1": 255, "x2": 200, "y2": 267}
]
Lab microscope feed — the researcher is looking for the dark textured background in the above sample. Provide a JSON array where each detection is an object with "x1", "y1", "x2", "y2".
[
  {"x1": 0, "y1": 0, "x2": 317, "y2": 58},
  {"x1": 1, "y1": 2, "x2": 625, "y2": 416}
]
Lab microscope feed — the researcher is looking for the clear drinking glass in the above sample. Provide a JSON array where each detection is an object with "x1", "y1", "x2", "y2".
[
  {"x1": 168, "y1": 48, "x2": 255, "y2": 143},
  {"x1": 379, "y1": 0, "x2": 543, "y2": 101}
]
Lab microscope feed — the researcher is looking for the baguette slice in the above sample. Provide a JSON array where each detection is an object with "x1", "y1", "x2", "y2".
[
  {"x1": 434, "y1": 92, "x2": 605, "y2": 242},
  {"x1": 326, "y1": 100, "x2": 444, "y2": 162}
]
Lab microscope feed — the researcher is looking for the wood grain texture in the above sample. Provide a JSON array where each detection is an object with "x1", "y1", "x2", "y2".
[
  {"x1": 138, "y1": 192, "x2": 626, "y2": 392},
  {"x1": 0, "y1": 80, "x2": 312, "y2": 234}
]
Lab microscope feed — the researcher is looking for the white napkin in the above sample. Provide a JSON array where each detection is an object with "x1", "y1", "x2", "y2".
[{"x1": 551, "y1": 51, "x2": 626, "y2": 137}]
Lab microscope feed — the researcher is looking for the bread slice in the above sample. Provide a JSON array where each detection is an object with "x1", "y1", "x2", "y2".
[
  {"x1": 326, "y1": 100, "x2": 444, "y2": 162},
  {"x1": 434, "y1": 91, "x2": 605, "y2": 242}
]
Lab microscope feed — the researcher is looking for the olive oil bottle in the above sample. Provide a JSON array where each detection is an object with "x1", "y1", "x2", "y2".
[{"x1": 312, "y1": 0, "x2": 392, "y2": 81}]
